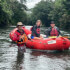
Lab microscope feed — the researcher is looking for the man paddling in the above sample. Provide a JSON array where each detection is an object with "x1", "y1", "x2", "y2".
[
  {"x1": 13, "y1": 22, "x2": 27, "y2": 53},
  {"x1": 31, "y1": 20, "x2": 43, "y2": 39},
  {"x1": 45, "y1": 21, "x2": 61, "y2": 37}
]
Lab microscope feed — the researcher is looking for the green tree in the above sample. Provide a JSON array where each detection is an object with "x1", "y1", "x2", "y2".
[
  {"x1": 11, "y1": 1, "x2": 27, "y2": 24},
  {"x1": 30, "y1": 0, "x2": 53, "y2": 26},
  {"x1": 0, "y1": 0, "x2": 27, "y2": 27},
  {"x1": 60, "y1": 0, "x2": 70, "y2": 29},
  {"x1": 30, "y1": 0, "x2": 70, "y2": 30},
  {"x1": 48, "y1": 0, "x2": 70, "y2": 29}
]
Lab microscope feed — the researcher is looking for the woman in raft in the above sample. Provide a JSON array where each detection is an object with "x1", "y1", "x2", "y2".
[{"x1": 31, "y1": 20, "x2": 43, "y2": 39}]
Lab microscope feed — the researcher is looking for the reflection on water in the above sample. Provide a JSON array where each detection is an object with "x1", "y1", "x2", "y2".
[
  {"x1": 0, "y1": 26, "x2": 70, "y2": 70},
  {"x1": 13, "y1": 52, "x2": 24, "y2": 70}
]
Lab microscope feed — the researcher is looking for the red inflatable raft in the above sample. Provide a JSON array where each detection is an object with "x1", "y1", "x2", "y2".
[{"x1": 10, "y1": 27, "x2": 70, "y2": 51}]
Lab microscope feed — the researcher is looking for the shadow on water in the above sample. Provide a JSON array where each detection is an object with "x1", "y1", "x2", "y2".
[{"x1": 30, "y1": 49, "x2": 70, "y2": 58}]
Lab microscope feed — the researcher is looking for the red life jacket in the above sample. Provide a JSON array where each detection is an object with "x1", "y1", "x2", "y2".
[
  {"x1": 33, "y1": 28, "x2": 40, "y2": 37},
  {"x1": 50, "y1": 28, "x2": 59, "y2": 36},
  {"x1": 36, "y1": 28, "x2": 40, "y2": 34},
  {"x1": 14, "y1": 30, "x2": 25, "y2": 46},
  {"x1": 13, "y1": 30, "x2": 24, "y2": 41},
  {"x1": 31, "y1": 25, "x2": 40, "y2": 37}
]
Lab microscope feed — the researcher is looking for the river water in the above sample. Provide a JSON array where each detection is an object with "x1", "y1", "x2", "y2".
[{"x1": 0, "y1": 26, "x2": 70, "y2": 70}]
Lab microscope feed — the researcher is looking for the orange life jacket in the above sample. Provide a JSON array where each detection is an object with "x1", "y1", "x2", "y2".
[
  {"x1": 16, "y1": 34, "x2": 28, "y2": 44},
  {"x1": 14, "y1": 30, "x2": 28, "y2": 44}
]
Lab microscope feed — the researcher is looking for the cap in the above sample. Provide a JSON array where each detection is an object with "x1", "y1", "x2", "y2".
[{"x1": 50, "y1": 21, "x2": 55, "y2": 24}]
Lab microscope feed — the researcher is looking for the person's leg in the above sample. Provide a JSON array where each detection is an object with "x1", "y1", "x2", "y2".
[
  {"x1": 18, "y1": 44, "x2": 26, "y2": 54},
  {"x1": 22, "y1": 45, "x2": 26, "y2": 52}
]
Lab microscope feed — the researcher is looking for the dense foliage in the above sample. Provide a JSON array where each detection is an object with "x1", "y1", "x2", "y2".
[
  {"x1": 28, "y1": 0, "x2": 53, "y2": 26},
  {"x1": 0, "y1": 0, "x2": 27, "y2": 27},
  {"x1": 0, "y1": 0, "x2": 70, "y2": 30},
  {"x1": 29, "y1": 0, "x2": 70, "y2": 29}
]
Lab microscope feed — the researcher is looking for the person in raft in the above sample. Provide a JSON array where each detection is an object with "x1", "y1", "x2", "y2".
[
  {"x1": 45, "y1": 21, "x2": 61, "y2": 37},
  {"x1": 13, "y1": 22, "x2": 27, "y2": 53},
  {"x1": 31, "y1": 20, "x2": 43, "y2": 39}
]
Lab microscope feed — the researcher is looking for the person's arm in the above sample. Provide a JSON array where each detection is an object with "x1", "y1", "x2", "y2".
[
  {"x1": 57, "y1": 27, "x2": 62, "y2": 36},
  {"x1": 34, "y1": 37, "x2": 42, "y2": 40},
  {"x1": 27, "y1": 34, "x2": 31, "y2": 40}
]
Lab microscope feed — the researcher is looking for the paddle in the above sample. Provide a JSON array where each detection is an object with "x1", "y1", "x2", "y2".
[
  {"x1": 62, "y1": 36, "x2": 70, "y2": 39},
  {"x1": 49, "y1": 36, "x2": 70, "y2": 39}
]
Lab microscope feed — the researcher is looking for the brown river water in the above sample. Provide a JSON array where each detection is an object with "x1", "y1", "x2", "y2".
[{"x1": 0, "y1": 26, "x2": 70, "y2": 70}]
